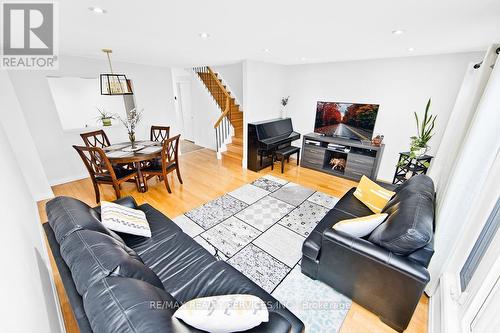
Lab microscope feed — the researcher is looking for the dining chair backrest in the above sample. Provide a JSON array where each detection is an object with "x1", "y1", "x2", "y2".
[
  {"x1": 73, "y1": 145, "x2": 117, "y2": 181},
  {"x1": 160, "y1": 134, "x2": 180, "y2": 168},
  {"x1": 80, "y1": 130, "x2": 111, "y2": 148},
  {"x1": 150, "y1": 126, "x2": 170, "y2": 143}
]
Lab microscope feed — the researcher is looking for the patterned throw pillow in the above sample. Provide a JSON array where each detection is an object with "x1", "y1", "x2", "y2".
[
  {"x1": 333, "y1": 213, "x2": 388, "y2": 237},
  {"x1": 173, "y1": 294, "x2": 269, "y2": 333},
  {"x1": 353, "y1": 176, "x2": 395, "y2": 213},
  {"x1": 100, "y1": 201, "x2": 151, "y2": 237}
]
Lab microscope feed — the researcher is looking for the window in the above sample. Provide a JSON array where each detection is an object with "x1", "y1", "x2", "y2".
[{"x1": 460, "y1": 199, "x2": 500, "y2": 292}]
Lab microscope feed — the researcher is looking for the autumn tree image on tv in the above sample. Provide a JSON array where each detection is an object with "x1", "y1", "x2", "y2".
[{"x1": 314, "y1": 102, "x2": 379, "y2": 140}]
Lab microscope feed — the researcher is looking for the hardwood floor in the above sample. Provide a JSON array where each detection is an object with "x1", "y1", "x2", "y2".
[{"x1": 37, "y1": 148, "x2": 428, "y2": 333}]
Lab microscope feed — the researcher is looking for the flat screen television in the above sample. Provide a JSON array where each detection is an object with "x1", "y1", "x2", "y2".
[{"x1": 314, "y1": 101, "x2": 379, "y2": 141}]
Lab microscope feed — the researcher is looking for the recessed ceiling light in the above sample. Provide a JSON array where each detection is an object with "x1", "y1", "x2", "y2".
[
  {"x1": 263, "y1": 48, "x2": 270, "y2": 53},
  {"x1": 392, "y1": 29, "x2": 405, "y2": 35},
  {"x1": 89, "y1": 7, "x2": 106, "y2": 14},
  {"x1": 198, "y1": 32, "x2": 210, "y2": 39},
  {"x1": 300, "y1": 57, "x2": 307, "y2": 61},
  {"x1": 408, "y1": 47, "x2": 415, "y2": 52}
]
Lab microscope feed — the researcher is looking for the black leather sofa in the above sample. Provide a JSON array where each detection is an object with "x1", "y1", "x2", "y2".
[
  {"x1": 301, "y1": 175, "x2": 435, "y2": 332},
  {"x1": 44, "y1": 196, "x2": 304, "y2": 333}
]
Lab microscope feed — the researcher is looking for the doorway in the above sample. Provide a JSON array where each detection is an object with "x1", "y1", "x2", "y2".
[{"x1": 176, "y1": 81, "x2": 194, "y2": 142}]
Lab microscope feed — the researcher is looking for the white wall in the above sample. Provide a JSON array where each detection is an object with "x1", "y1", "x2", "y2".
[
  {"x1": 170, "y1": 68, "x2": 220, "y2": 150},
  {"x1": 47, "y1": 77, "x2": 128, "y2": 130},
  {"x1": 0, "y1": 124, "x2": 62, "y2": 333},
  {"x1": 243, "y1": 60, "x2": 287, "y2": 166},
  {"x1": 213, "y1": 62, "x2": 244, "y2": 105},
  {"x1": 8, "y1": 55, "x2": 177, "y2": 185},
  {"x1": 0, "y1": 70, "x2": 53, "y2": 200},
  {"x1": 284, "y1": 52, "x2": 482, "y2": 181}
]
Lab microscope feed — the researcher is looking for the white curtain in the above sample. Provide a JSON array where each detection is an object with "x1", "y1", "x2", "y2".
[{"x1": 426, "y1": 45, "x2": 500, "y2": 294}]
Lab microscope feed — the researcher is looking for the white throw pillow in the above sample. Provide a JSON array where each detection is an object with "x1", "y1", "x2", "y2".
[
  {"x1": 333, "y1": 213, "x2": 388, "y2": 237},
  {"x1": 100, "y1": 201, "x2": 151, "y2": 237},
  {"x1": 173, "y1": 294, "x2": 269, "y2": 333}
]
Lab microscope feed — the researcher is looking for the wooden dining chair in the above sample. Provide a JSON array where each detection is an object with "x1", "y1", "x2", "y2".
[
  {"x1": 73, "y1": 145, "x2": 139, "y2": 203},
  {"x1": 142, "y1": 134, "x2": 182, "y2": 193},
  {"x1": 80, "y1": 130, "x2": 111, "y2": 148},
  {"x1": 150, "y1": 126, "x2": 170, "y2": 143}
]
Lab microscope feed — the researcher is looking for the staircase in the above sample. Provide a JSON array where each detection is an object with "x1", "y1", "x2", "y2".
[{"x1": 193, "y1": 66, "x2": 243, "y2": 161}]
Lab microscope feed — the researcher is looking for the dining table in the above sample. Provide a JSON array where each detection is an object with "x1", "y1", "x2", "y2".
[{"x1": 104, "y1": 140, "x2": 163, "y2": 193}]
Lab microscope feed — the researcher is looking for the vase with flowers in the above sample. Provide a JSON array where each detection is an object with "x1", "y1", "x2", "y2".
[
  {"x1": 280, "y1": 96, "x2": 290, "y2": 118},
  {"x1": 118, "y1": 108, "x2": 143, "y2": 147}
]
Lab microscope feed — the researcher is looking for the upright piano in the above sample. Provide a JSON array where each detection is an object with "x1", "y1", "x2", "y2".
[{"x1": 247, "y1": 118, "x2": 301, "y2": 171}]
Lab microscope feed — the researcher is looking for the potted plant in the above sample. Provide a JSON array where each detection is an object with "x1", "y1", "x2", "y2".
[
  {"x1": 96, "y1": 107, "x2": 115, "y2": 126},
  {"x1": 280, "y1": 96, "x2": 290, "y2": 118},
  {"x1": 399, "y1": 98, "x2": 436, "y2": 168},
  {"x1": 117, "y1": 108, "x2": 143, "y2": 146}
]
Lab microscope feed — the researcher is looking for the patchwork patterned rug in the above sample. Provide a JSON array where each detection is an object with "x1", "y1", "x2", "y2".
[{"x1": 173, "y1": 175, "x2": 352, "y2": 333}]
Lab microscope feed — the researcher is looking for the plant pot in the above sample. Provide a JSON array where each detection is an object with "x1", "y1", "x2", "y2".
[
  {"x1": 102, "y1": 118, "x2": 112, "y2": 126},
  {"x1": 416, "y1": 146, "x2": 428, "y2": 157}
]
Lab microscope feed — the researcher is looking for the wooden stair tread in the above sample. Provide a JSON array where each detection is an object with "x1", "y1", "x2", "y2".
[
  {"x1": 222, "y1": 149, "x2": 242, "y2": 160},
  {"x1": 231, "y1": 137, "x2": 243, "y2": 145},
  {"x1": 226, "y1": 144, "x2": 242, "y2": 154},
  {"x1": 195, "y1": 66, "x2": 244, "y2": 161}
]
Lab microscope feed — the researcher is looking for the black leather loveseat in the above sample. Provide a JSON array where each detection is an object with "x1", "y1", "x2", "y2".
[
  {"x1": 301, "y1": 175, "x2": 435, "y2": 332},
  {"x1": 44, "y1": 196, "x2": 304, "y2": 333}
]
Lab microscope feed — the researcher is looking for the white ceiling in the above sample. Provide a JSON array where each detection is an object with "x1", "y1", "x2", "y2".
[{"x1": 57, "y1": 0, "x2": 500, "y2": 67}]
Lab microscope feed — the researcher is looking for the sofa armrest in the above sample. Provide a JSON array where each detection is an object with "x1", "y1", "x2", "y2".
[
  {"x1": 317, "y1": 228, "x2": 429, "y2": 331},
  {"x1": 322, "y1": 229, "x2": 430, "y2": 282}
]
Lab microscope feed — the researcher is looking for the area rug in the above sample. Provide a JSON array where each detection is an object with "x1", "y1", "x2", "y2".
[{"x1": 173, "y1": 175, "x2": 352, "y2": 333}]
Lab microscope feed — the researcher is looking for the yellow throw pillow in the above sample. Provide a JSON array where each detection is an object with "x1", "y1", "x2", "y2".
[
  {"x1": 353, "y1": 176, "x2": 395, "y2": 213},
  {"x1": 333, "y1": 213, "x2": 388, "y2": 237}
]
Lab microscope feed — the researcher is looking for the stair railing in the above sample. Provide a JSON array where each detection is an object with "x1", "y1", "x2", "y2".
[
  {"x1": 214, "y1": 98, "x2": 231, "y2": 156},
  {"x1": 193, "y1": 66, "x2": 233, "y2": 157},
  {"x1": 193, "y1": 66, "x2": 232, "y2": 122}
]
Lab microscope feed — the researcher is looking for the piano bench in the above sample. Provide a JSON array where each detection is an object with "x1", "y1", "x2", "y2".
[{"x1": 273, "y1": 146, "x2": 301, "y2": 173}]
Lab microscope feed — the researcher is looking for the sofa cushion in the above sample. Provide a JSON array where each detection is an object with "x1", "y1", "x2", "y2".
[
  {"x1": 101, "y1": 200, "x2": 152, "y2": 237},
  {"x1": 171, "y1": 260, "x2": 304, "y2": 333},
  {"x1": 333, "y1": 213, "x2": 388, "y2": 238},
  {"x1": 395, "y1": 174, "x2": 435, "y2": 195},
  {"x1": 83, "y1": 277, "x2": 195, "y2": 333},
  {"x1": 353, "y1": 176, "x2": 395, "y2": 213},
  {"x1": 173, "y1": 294, "x2": 269, "y2": 333},
  {"x1": 333, "y1": 188, "x2": 374, "y2": 217},
  {"x1": 384, "y1": 175, "x2": 435, "y2": 214},
  {"x1": 118, "y1": 203, "x2": 184, "y2": 248},
  {"x1": 60, "y1": 229, "x2": 164, "y2": 295},
  {"x1": 136, "y1": 231, "x2": 217, "y2": 293},
  {"x1": 407, "y1": 237, "x2": 435, "y2": 267},
  {"x1": 368, "y1": 191, "x2": 434, "y2": 255},
  {"x1": 47, "y1": 196, "x2": 124, "y2": 244},
  {"x1": 303, "y1": 208, "x2": 356, "y2": 260}
]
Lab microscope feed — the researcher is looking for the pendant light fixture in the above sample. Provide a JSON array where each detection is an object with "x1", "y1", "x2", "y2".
[{"x1": 100, "y1": 49, "x2": 133, "y2": 95}]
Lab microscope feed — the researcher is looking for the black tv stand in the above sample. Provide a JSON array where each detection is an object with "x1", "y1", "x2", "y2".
[{"x1": 300, "y1": 133, "x2": 384, "y2": 181}]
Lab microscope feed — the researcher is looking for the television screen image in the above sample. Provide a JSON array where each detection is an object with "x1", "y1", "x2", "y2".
[{"x1": 314, "y1": 101, "x2": 379, "y2": 141}]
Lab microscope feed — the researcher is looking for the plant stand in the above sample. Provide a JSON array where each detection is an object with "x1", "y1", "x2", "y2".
[{"x1": 393, "y1": 152, "x2": 433, "y2": 185}]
